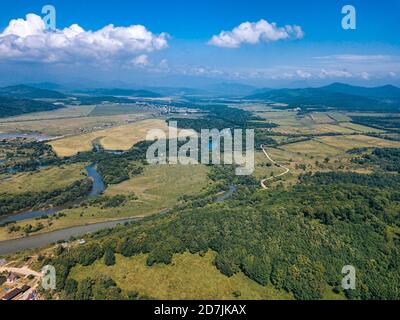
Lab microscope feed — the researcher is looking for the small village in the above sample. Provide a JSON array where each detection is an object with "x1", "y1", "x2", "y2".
[{"x1": 0, "y1": 259, "x2": 42, "y2": 300}]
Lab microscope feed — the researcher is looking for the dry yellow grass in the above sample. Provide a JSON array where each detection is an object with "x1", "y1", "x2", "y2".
[
  {"x1": 337, "y1": 122, "x2": 384, "y2": 133},
  {"x1": 49, "y1": 119, "x2": 169, "y2": 157},
  {"x1": 315, "y1": 135, "x2": 400, "y2": 150},
  {"x1": 0, "y1": 113, "x2": 150, "y2": 136},
  {"x1": 49, "y1": 119, "x2": 197, "y2": 157},
  {"x1": 273, "y1": 123, "x2": 355, "y2": 135},
  {"x1": 0, "y1": 163, "x2": 86, "y2": 194}
]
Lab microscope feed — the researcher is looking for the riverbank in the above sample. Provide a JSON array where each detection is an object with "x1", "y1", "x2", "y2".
[
  {"x1": 0, "y1": 163, "x2": 105, "y2": 226},
  {"x1": 0, "y1": 217, "x2": 142, "y2": 256}
]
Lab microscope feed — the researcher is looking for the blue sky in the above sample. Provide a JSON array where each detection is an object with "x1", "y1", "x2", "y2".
[{"x1": 0, "y1": 0, "x2": 399, "y2": 87}]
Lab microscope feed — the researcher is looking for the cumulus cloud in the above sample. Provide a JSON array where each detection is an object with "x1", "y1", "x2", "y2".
[
  {"x1": 0, "y1": 14, "x2": 168, "y2": 63},
  {"x1": 360, "y1": 72, "x2": 370, "y2": 80},
  {"x1": 296, "y1": 69, "x2": 311, "y2": 79},
  {"x1": 208, "y1": 19, "x2": 304, "y2": 48},
  {"x1": 131, "y1": 54, "x2": 149, "y2": 67},
  {"x1": 319, "y1": 69, "x2": 353, "y2": 79}
]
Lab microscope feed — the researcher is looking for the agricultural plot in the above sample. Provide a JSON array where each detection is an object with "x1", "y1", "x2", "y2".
[
  {"x1": 0, "y1": 105, "x2": 96, "y2": 122},
  {"x1": 0, "y1": 113, "x2": 151, "y2": 137},
  {"x1": 88, "y1": 104, "x2": 156, "y2": 116},
  {"x1": 315, "y1": 135, "x2": 400, "y2": 150},
  {"x1": 0, "y1": 103, "x2": 155, "y2": 137},
  {"x1": 282, "y1": 139, "x2": 343, "y2": 159},
  {"x1": 327, "y1": 112, "x2": 351, "y2": 122},
  {"x1": 337, "y1": 122, "x2": 384, "y2": 133},
  {"x1": 49, "y1": 119, "x2": 168, "y2": 156},
  {"x1": 307, "y1": 112, "x2": 337, "y2": 124}
]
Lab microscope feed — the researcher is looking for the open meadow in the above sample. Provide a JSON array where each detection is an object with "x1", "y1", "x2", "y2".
[
  {"x1": 0, "y1": 104, "x2": 155, "y2": 136},
  {"x1": 0, "y1": 164, "x2": 209, "y2": 241},
  {"x1": 69, "y1": 251, "x2": 294, "y2": 300},
  {"x1": 48, "y1": 118, "x2": 167, "y2": 156},
  {"x1": 0, "y1": 163, "x2": 86, "y2": 194}
]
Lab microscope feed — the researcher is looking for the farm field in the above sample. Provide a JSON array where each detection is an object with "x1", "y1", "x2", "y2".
[
  {"x1": 315, "y1": 134, "x2": 400, "y2": 150},
  {"x1": 48, "y1": 118, "x2": 167, "y2": 156},
  {"x1": 88, "y1": 104, "x2": 155, "y2": 116},
  {"x1": 337, "y1": 122, "x2": 385, "y2": 133},
  {"x1": 0, "y1": 105, "x2": 96, "y2": 122},
  {"x1": 0, "y1": 104, "x2": 155, "y2": 136},
  {"x1": 253, "y1": 109, "x2": 384, "y2": 135},
  {"x1": 0, "y1": 113, "x2": 151, "y2": 137}
]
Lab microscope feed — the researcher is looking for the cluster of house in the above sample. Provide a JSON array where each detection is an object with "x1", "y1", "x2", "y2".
[{"x1": 1, "y1": 272, "x2": 38, "y2": 301}]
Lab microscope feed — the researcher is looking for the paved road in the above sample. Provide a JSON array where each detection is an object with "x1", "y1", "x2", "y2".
[{"x1": 260, "y1": 145, "x2": 290, "y2": 189}]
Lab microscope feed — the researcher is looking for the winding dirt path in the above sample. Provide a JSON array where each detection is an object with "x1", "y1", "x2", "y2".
[{"x1": 260, "y1": 145, "x2": 290, "y2": 189}]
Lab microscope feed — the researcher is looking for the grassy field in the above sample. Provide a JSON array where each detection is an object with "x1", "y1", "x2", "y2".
[
  {"x1": 315, "y1": 135, "x2": 400, "y2": 150},
  {"x1": 0, "y1": 104, "x2": 154, "y2": 136},
  {"x1": 0, "y1": 113, "x2": 151, "y2": 137},
  {"x1": 106, "y1": 164, "x2": 209, "y2": 208},
  {"x1": 0, "y1": 105, "x2": 96, "y2": 122},
  {"x1": 253, "y1": 109, "x2": 384, "y2": 135},
  {"x1": 259, "y1": 134, "x2": 397, "y2": 187},
  {"x1": 88, "y1": 104, "x2": 155, "y2": 116},
  {"x1": 253, "y1": 150, "x2": 290, "y2": 180},
  {"x1": 49, "y1": 119, "x2": 167, "y2": 156},
  {"x1": 69, "y1": 251, "x2": 294, "y2": 300},
  {"x1": 307, "y1": 112, "x2": 336, "y2": 124},
  {"x1": 326, "y1": 112, "x2": 351, "y2": 122},
  {"x1": 0, "y1": 164, "x2": 209, "y2": 241},
  {"x1": 0, "y1": 163, "x2": 86, "y2": 194},
  {"x1": 336, "y1": 122, "x2": 385, "y2": 133}
]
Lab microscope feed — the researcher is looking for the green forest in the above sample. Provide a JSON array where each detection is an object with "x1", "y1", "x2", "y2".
[{"x1": 45, "y1": 148, "x2": 400, "y2": 300}]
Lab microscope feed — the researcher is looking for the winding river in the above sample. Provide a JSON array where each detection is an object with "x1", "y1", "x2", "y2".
[
  {"x1": 0, "y1": 218, "x2": 141, "y2": 255},
  {"x1": 0, "y1": 164, "x2": 105, "y2": 225},
  {"x1": 0, "y1": 140, "x2": 238, "y2": 255}
]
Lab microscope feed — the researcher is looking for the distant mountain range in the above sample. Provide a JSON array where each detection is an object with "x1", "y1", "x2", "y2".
[
  {"x1": 0, "y1": 85, "x2": 68, "y2": 118},
  {"x1": 245, "y1": 83, "x2": 400, "y2": 112},
  {"x1": 320, "y1": 82, "x2": 400, "y2": 99},
  {"x1": 0, "y1": 85, "x2": 67, "y2": 99},
  {"x1": 78, "y1": 88, "x2": 163, "y2": 98},
  {"x1": 0, "y1": 97, "x2": 61, "y2": 118},
  {"x1": 0, "y1": 82, "x2": 399, "y2": 118}
]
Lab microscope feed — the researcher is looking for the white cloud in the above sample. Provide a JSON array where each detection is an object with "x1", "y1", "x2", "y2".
[
  {"x1": 319, "y1": 69, "x2": 353, "y2": 79},
  {"x1": 131, "y1": 54, "x2": 149, "y2": 67},
  {"x1": 0, "y1": 14, "x2": 168, "y2": 63},
  {"x1": 360, "y1": 72, "x2": 370, "y2": 80},
  {"x1": 296, "y1": 69, "x2": 311, "y2": 79},
  {"x1": 208, "y1": 19, "x2": 304, "y2": 48}
]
